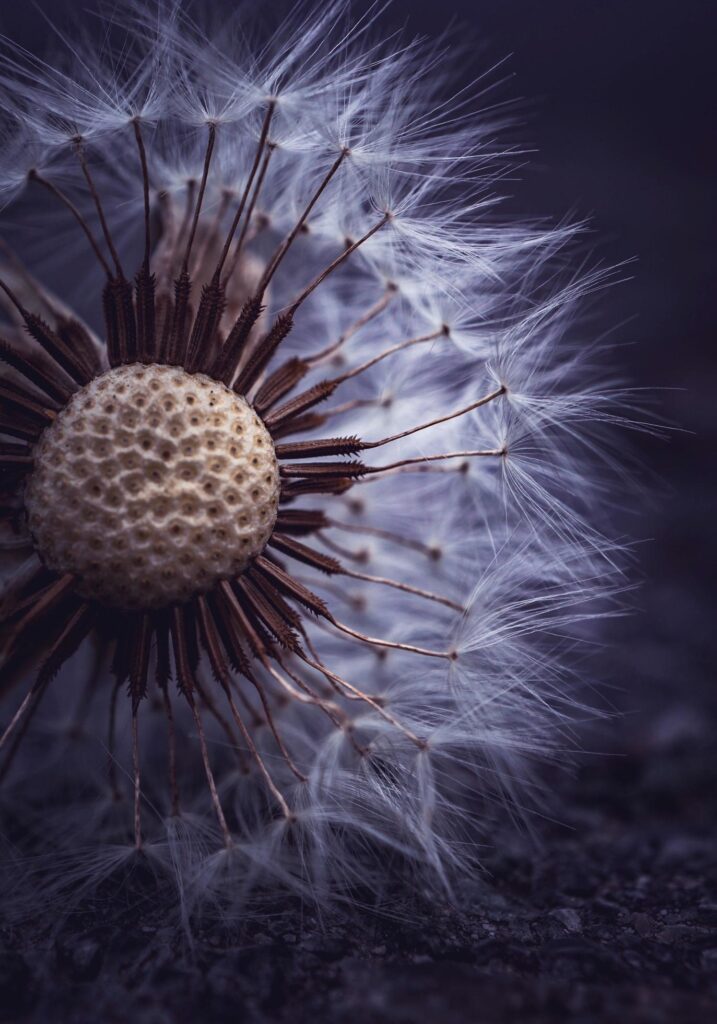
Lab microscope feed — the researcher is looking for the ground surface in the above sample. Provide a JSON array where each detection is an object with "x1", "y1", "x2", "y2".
[
  {"x1": 1, "y1": 724, "x2": 714, "y2": 1024},
  {"x1": 0, "y1": 2, "x2": 714, "y2": 1022}
]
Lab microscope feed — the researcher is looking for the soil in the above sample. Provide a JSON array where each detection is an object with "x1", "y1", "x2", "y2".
[{"x1": 1, "y1": 725, "x2": 714, "y2": 1024}]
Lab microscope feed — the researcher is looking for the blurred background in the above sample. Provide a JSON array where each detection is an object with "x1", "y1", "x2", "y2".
[
  {"x1": 397, "y1": 0, "x2": 716, "y2": 742},
  {"x1": 2, "y1": 0, "x2": 713, "y2": 734},
  {"x1": 0, "y1": 2, "x2": 714, "y2": 1020}
]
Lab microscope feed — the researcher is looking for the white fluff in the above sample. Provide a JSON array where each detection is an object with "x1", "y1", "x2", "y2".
[{"x1": 0, "y1": 0, "x2": 634, "y2": 919}]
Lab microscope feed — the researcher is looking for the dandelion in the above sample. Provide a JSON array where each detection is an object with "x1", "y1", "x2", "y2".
[{"x1": 0, "y1": 1, "x2": 627, "y2": 916}]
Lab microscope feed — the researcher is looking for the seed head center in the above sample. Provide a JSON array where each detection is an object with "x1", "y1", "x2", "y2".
[{"x1": 25, "y1": 363, "x2": 280, "y2": 609}]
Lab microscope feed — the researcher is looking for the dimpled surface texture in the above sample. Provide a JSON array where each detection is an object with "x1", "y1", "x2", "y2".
[{"x1": 25, "y1": 364, "x2": 280, "y2": 609}]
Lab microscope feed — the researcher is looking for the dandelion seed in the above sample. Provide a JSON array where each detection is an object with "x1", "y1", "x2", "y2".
[{"x1": 0, "y1": 1, "x2": 629, "y2": 915}]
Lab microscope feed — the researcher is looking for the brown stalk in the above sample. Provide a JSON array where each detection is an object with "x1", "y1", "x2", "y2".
[
  {"x1": 236, "y1": 576, "x2": 301, "y2": 651},
  {"x1": 216, "y1": 102, "x2": 276, "y2": 279},
  {"x1": 28, "y1": 169, "x2": 112, "y2": 277},
  {"x1": 217, "y1": 580, "x2": 270, "y2": 661},
  {"x1": 0, "y1": 603, "x2": 94, "y2": 780},
  {"x1": 74, "y1": 141, "x2": 124, "y2": 277},
  {"x1": 3, "y1": 573, "x2": 76, "y2": 657},
  {"x1": 257, "y1": 148, "x2": 348, "y2": 295},
  {"x1": 107, "y1": 677, "x2": 123, "y2": 802},
  {"x1": 264, "y1": 379, "x2": 339, "y2": 432},
  {"x1": 0, "y1": 380, "x2": 57, "y2": 422},
  {"x1": 208, "y1": 294, "x2": 264, "y2": 384},
  {"x1": 193, "y1": 672, "x2": 250, "y2": 775},
  {"x1": 185, "y1": 274, "x2": 226, "y2": 372},
  {"x1": 253, "y1": 358, "x2": 309, "y2": 416},
  {"x1": 233, "y1": 312, "x2": 294, "y2": 395},
  {"x1": 171, "y1": 605, "x2": 232, "y2": 845},
  {"x1": 296, "y1": 648, "x2": 425, "y2": 748},
  {"x1": 328, "y1": 517, "x2": 443, "y2": 559},
  {"x1": 279, "y1": 460, "x2": 367, "y2": 480},
  {"x1": 245, "y1": 567, "x2": 303, "y2": 630},
  {"x1": 54, "y1": 317, "x2": 103, "y2": 377},
  {"x1": 131, "y1": 709, "x2": 143, "y2": 849},
  {"x1": 223, "y1": 143, "x2": 274, "y2": 281},
  {"x1": 132, "y1": 118, "x2": 152, "y2": 269},
  {"x1": 0, "y1": 337, "x2": 76, "y2": 404},
  {"x1": 0, "y1": 278, "x2": 93, "y2": 384},
  {"x1": 0, "y1": 413, "x2": 44, "y2": 443},
  {"x1": 103, "y1": 275, "x2": 138, "y2": 366},
  {"x1": 328, "y1": 616, "x2": 453, "y2": 660},
  {"x1": 363, "y1": 448, "x2": 505, "y2": 475},
  {"x1": 285, "y1": 213, "x2": 391, "y2": 315},
  {"x1": 279, "y1": 476, "x2": 355, "y2": 499},
  {"x1": 128, "y1": 614, "x2": 152, "y2": 712},
  {"x1": 252, "y1": 557, "x2": 330, "y2": 619},
  {"x1": 275, "y1": 436, "x2": 364, "y2": 460},
  {"x1": 306, "y1": 286, "x2": 396, "y2": 365},
  {"x1": 182, "y1": 123, "x2": 217, "y2": 272},
  {"x1": 134, "y1": 265, "x2": 157, "y2": 364},
  {"x1": 359, "y1": 386, "x2": 507, "y2": 451},
  {"x1": 268, "y1": 534, "x2": 341, "y2": 575},
  {"x1": 160, "y1": 686, "x2": 180, "y2": 816},
  {"x1": 269, "y1": 412, "x2": 329, "y2": 441},
  {"x1": 274, "y1": 509, "x2": 328, "y2": 535},
  {"x1": 203, "y1": 590, "x2": 306, "y2": 782}
]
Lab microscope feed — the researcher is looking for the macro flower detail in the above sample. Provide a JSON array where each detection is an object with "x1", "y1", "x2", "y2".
[
  {"x1": 25, "y1": 364, "x2": 280, "y2": 609},
  {"x1": 0, "y1": 2, "x2": 624, "y2": 910}
]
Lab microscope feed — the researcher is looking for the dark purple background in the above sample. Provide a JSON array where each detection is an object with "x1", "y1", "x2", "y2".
[
  {"x1": 390, "y1": 0, "x2": 717, "y2": 733},
  {"x1": 0, "y1": 5, "x2": 715, "y2": 1020},
  {"x1": 1, "y1": 0, "x2": 714, "y2": 733}
]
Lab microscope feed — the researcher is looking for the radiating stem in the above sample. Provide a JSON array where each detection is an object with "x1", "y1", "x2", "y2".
[
  {"x1": 182, "y1": 123, "x2": 217, "y2": 271},
  {"x1": 28, "y1": 170, "x2": 111, "y2": 276},
  {"x1": 74, "y1": 141, "x2": 124, "y2": 277},
  {"x1": 132, "y1": 118, "x2": 152, "y2": 268},
  {"x1": 187, "y1": 692, "x2": 233, "y2": 848},
  {"x1": 132, "y1": 709, "x2": 143, "y2": 850},
  {"x1": 364, "y1": 448, "x2": 505, "y2": 475},
  {"x1": 307, "y1": 287, "x2": 396, "y2": 365},
  {"x1": 362, "y1": 386, "x2": 506, "y2": 449},
  {"x1": 286, "y1": 213, "x2": 390, "y2": 314},
  {"x1": 217, "y1": 102, "x2": 276, "y2": 278},
  {"x1": 258, "y1": 148, "x2": 348, "y2": 295}
]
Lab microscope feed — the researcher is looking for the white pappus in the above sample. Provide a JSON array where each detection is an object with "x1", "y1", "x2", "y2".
[{"x1": 0, "y1": 0, "x2": 631, "y2": 922}]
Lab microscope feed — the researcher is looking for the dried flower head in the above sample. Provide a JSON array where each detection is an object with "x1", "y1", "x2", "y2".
[{"x1": 0, "y1": 1, "x2": 628, "y2": 916}]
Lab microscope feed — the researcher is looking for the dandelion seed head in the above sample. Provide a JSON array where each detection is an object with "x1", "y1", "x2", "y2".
[
  {"x1": 25, "y1": 363, "x2": 279, "y2": 609},
  {"x1": 0, "y1": 0, "x2": 639, "y2": 918}
]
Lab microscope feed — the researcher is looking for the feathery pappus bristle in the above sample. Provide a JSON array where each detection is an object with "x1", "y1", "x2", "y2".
[{"x1": 0, "y1": 0, "x2": 637, "y2": 925}]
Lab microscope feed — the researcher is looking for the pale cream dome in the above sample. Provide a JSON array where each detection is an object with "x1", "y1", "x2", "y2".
[{"x1": 24, "y1": 363, "x2": 280, "y2": 609}]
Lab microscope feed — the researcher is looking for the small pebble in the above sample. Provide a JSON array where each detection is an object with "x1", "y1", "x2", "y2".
[{"x1": 550, "y1": 908, "x2": 582, "y2": 934}]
